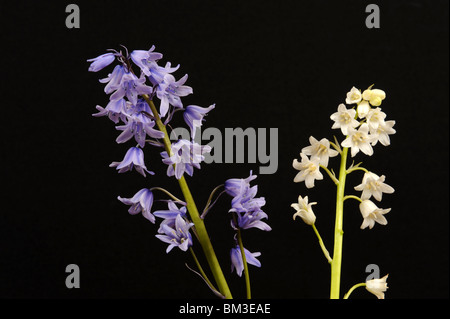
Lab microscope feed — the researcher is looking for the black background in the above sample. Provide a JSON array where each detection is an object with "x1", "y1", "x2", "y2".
[{"x1": 1, "y1": 0, "x2": 448, "y2": 302}]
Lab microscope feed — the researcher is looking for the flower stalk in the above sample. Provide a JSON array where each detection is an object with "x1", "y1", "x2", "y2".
[
  {"x1": 330, "y1": 146, "x2": 348, "y2": 299},
  {"x1": 143, "y1": 94, "x2": 233, "y2": 299}
]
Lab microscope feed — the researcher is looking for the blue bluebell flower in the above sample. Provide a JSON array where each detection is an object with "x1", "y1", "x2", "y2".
[
  {"x1": 109, "y1": 146, "x2": 154, "y2": 177},
  {"x1": 232, "y1": 210, "x2": 272, "y2": 231},
  {"x1": 183, "y1": 104, "x2": 215, "y2": 138},
  {"x1": 230, "y1": 246, "x2": 261, "y2": 277},
  {"x1": 155, "y1": 214, "x2": 194, "y2": 253},
  {"x1": 118, "y1": 188, "x2": 155, "y2": 223},
  {"x1": 87, "y1": 52, "x2": 116, "y2": 72},
  {"x1": 115, "y1": 99, "x2": 164, "y2": 147},
  {"x1": 130, "y1": 45, "x2": 163, "y2": 76},
  {"x1": 156, "y1": 74, "x2": 193, "y2": 117},
  {"x1": 161, "y1": 139, "x2": 211, "y2": 179},
  {"x1": 154, "y1": 201, "x2": 187, "y2": 234}
]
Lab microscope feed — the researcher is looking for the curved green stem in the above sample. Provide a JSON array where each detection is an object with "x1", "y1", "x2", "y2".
[
  {"x1": 312, "y1": 224, "x2": 332, "y2": 264},
  {"x1": 189, "y1": 247, "x2": 217, "y2": 293},
  {"x1": 320, "y1": 164, "x2": 339, "y2": 185},
  {"x1": 330, "y1": 147, "x2": 348, "y2": 299},
  {"x1": 343, "y1": 195, "x2": 362, "y2": 203},
  {"x1": 236, "y1": 227, "x2": 251, "y2": 299},
  {"x1": 343, "y1": 282, "x2": 366, "y2": 299},
  {"x1": 150, "y1": 187, "x2": 185, "y2": 203},
  {"x1": 143, "y1": 95, "x2": 232, "y2": 299}
]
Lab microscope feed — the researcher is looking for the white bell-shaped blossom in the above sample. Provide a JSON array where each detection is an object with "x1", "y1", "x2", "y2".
[
  {"x1": 370, "y1": 120, "x2": 396, "y2": 146},
  {"x1": 366, "y1": 274, "x2": 389, "y2": 299},
  {"x1": 354, "y1": 172, "x2": 395, "y2": 201},
  {"x1": 341, "y1": 124, "x2": 375, "y2": 157},
  {"x1": 293, "y1": 154, "x2": 323, "y2": 188},
  {"x1": 301, "y1": 136, "x2": 339, "y2": 167},
  {"x1": 345, "y1": 86, "x2": 362, "y2": 104},
  {"x1": 291, "y1": 195, "x2": 317, "y2": 225},
  {"x1": 359, "y1": 199, "x2": 390, "y2": 229},
  {"x1": 330, "y1": 104, "x2": 360, "y2": 136}
]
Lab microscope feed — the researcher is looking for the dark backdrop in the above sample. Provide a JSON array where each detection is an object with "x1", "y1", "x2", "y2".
[{"x1": 1, "y1": 0, "x2": 448, "y2": 301}]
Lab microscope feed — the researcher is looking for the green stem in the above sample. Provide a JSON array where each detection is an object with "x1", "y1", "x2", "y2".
[
  {"x1": 150, "y1": 187, "x2": 185, "y2": 203},
  {"x1": 330, "y1": 147, "x2": 349, "y2": 299},
  {"x1": 320, "y1": 164, "x2": 339, "y2": 185},
  {"x1": 143, "y1": 95, "x2": 232, "y2": 299},
  {"x1": 343, "y1": 283, "x2": 366, "y2": 299},
  {"x1": 343, "y1": 195, "x2": 362, "y2": 203},
  {"x1": 189, "y1": 247, "x2": 217, "y2": 293},
  {"x1": 312, "y1": 224, "x2": 332, "y2": 264},
  {"x1": 236, "y1": 226, "x2": 251, "y2": 299}
]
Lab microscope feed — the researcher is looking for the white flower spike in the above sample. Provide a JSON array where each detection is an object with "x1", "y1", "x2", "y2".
[
  {"x1": 366, "y1": 274, "x2": 389, "y2": 299},
  {"x1": 293, "y1": 153, "x2": 323, "y2": 188},
  {"x1": 359, "y1": 199, "x2": 390, "y2": 229},
  {"x1": 354, "y1": 172, "x2": 395, "y2": 201},
  {"x1": 291, "y1": 195, "x2": 317, "y2": 225},
  {"x1": 301, "y1": 136, "x2": 339, "y2": 167}
]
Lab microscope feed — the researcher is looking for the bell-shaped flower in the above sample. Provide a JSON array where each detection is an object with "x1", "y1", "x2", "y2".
[
  {"x1": 341, "y1": 124, "x2": 375, "y2": 157},
  {"x1": 153, "y1": 201, "x2": 187, "y2": 233},
  {"x1": 230, "y1": 246, "x2": 261, "y2": 277},
  {"x1": 370, "y1": 120, "x2": 396, "y2": 146},
  {"x1": 301, "y1": 136, "x2": 339, "y2": 167},
  {"x1": 366, "y1": 274, "x2": 389, "y2": 299},
  {"x1": 232, "y1": 210, "x2": 271, "y2": 231},
  {"x1": 365, "y1": 107, "x2": 387, "y2": 131},
  {"x1": 359, "y1": 199, "x2": 390, "y2": 229},
  {"x1": 87, "y1": 52, "x2": 116, "y2": 72},
  {"x1": 291, "y1": 195, "x2": 317, "y2": 225},
  {"x1": 362, "y1": 88, "x2": 386, "y2": 106},
  {"x1": 224, "y1": 171, "x2": 258, "y2": 198},
  {"x1": 293, "y1": 153, "x2": 323, "y2": 188},
  {"x1": 330, "y1": 104, "x2": 360, "y2": 135},
  {"x1": 156, "y1": 74, "x2": 193, "y2": 117},
  {"x1": 183, "y1": 104, "x2": 215, "y2": 138},
  {"x1": 118, "y1": 188, "x2": 155, "y2": 223},
  {"x1": 155, "y1": 214, "x2": 194, "y2": 253},
  {"x1": 109, "y1": 146, "x2": 154, "y2": 177},
  {"x1": 130, "y1": 45, "x2": 163, "y2": 76},
  {"x1": 92, "y1": 98, "x2": 127, "y2": 124},
  {"x1": 345, "y1": 86, "x2": 362, "y2": 104},
  {"x1": 115, "y1": 99, "x2": 165, "y2": 147},
  {"x1": 357, "y1": 100, "x2": 371, "y2": 118},
  {"x1": 161, "y1": 139, "x2": 211, "y2": 179},
  {"x1": 354, "y1": 172, "x2": 395, "y2": 201},
  {"x1": 110, "y1": 72, "x2": 153, "y2": 106}
]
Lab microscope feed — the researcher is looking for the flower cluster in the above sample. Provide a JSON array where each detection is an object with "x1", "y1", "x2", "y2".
[
  {"x1": 292, "y1": 85, "x2": 396, "y2": 230},
  {"x1": 89, "y1": 45, "x2": 214, "y2": 182},
  {"x1": 224, "y1": 171, "x2": 270, "y2": 276},
  {"x1": 88, "y1": 45, "x2": 215, "y2": 253}
]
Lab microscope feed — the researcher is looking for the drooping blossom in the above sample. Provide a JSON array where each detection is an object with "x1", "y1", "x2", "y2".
[
  {"x1": 230, "y1": 246, "x2": 261, "y2": 277},
  {"x1": 109, "y1": 146, "x2": 154, "y2": 177},
  {"x1": 366, "y1": 274, "x2": 389, "y2": 299},
  {"x1": 301, "y1": 136, "x2": 339, "y2": 167},
  {"x1": 160, "y1": 139, "x2": 211, "y2": 179},
  {"x1": 155, "y1": 214, "x2": 194, "y2": 253},
  {"x1": 354, "y1": 172, "x2": 395, "y2": 201},
  {"x1": 118, "y1": 188, "x2": 155, "y2": 223},
  {"x1": 87, "y1": 52, "x2": 116, "y2": 72},
  {"x1": 345, "y1": 86, "x2": 362, "y2": 104},
  {"x1": 183, "y1": 104, "x2": 215, "y2": 138},
  {"x1": 359, "y1": 199, "x2": 390, "y2": 229},
  {"x1": 293, "y1": 153, "x2": 323, "y2": 188},
  {"x1": 291, "y1": 195, "x2": 317, "y2": 226}
]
